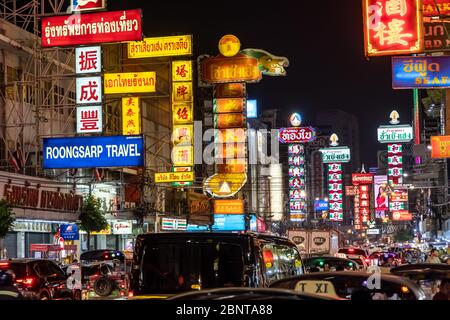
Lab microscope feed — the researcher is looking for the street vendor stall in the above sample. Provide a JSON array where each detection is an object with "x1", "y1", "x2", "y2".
[{"x1": 30, "y1": 243, "x2": 77, "y2": 264}]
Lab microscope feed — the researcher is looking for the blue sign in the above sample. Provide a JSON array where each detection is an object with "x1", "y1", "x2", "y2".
[
  {"x1": 60, "y1": 224, "x2": 79, "y2": 240},
  {"x1": 392, "y1": 56, "x2": 450, "y2": 89},
  {"x1": 43, "y1": 135, "x2": 144, "y2": 169},
  {"x1": 247, "y1": 100, "x2": 257, "y2": 118},
  {"x1": 186, "y1": 224, "x2": 210, "y2": 232},
  {"x1": 212, "y1": 214, "x2": 245, "y2": 231},
  {"x1": 314, "y1": 200, "x2": 329, "y2": 211},
  {"x1": 249, "y1": 215, "x2": 257, "y2": 231}
]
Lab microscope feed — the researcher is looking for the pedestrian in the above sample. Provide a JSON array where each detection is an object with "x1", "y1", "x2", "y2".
[
  {"x1": 433, "y1": 280, "x2": 450, "y2": 300},
  {"x1": 0, "y1": 270, "x2": 22, "y2": 300},
  {"x1": 426, "y1": 249, "x2": 442, "y2": 264}
]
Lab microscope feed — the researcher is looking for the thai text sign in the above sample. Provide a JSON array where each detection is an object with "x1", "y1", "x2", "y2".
[
  {"x1": 42, "y1": 9, "x2": 143, "y2": 47},
  {"x1": 77, "y1": 105, "x2": 102, "y2": 133},
  {"x1": 122, "y1": 97, "x2": 141, "y2": 135},
  {"x1": 377, "y1": 125, "x2": 413, "y2": 142},
  {"x1": 104, "y1": 72, "x2": 156, "y2": 94},
  {"x1": 352, "y1": 173, "x2": 374, "y2": 185},
  {"x1": 154, "y1": 172, "x2": 194, "y2": 183},
  {"x1": 76, "y1": 76, "x2": 102, "y2": 104},
  {"x1": 202, "y1": 55, "x2": 262, "y2": 83},
  {"x1": 43, "y1": 135, "x2": 144, "y2": 169},
  {"x1": 319, "y1": 147, "x2": 351, "y2": 163},
  {"x1": 213, "y1": 200, "x2": 244, "y2": 214},
  {"x1": 392, "y1": 210, "x2": 413, "y2": 220},
  {"x1": 76, "y1": 46, "x2": 101, "y2": 74},
  {"x1": 423, "y1": 0, "x2": 450, "y2": 17},
  {"x1": 362, "y1": 0, "x2": 423, "y2": 56},
  {"x1": 392, "y1": 56, "x2": 450, "y2": 88},
  {"x1": 424, "y1": 20, "x2": 450, "y2": 52},
  {"x1": 431, "y1": 135, "x2": 450, "y2": 158},
  {"x1": 128, "y1": 35, "x2": 192, "y2": 58},
  {"x1": 278, "y1": 127, "x2": 316, "y2": 144}
]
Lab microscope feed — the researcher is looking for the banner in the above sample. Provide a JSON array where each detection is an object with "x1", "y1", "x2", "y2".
[
  {"x1": 43, "y1": 135, "x2": 144, "y2": 169},
  {"x1": 374, "y1": 175, "x2": 389, "y2": 211},
  {"x1": 104, "y1": 72, "x2": 156, "y2": 94},
  {"x1": 42, "y1": 9, "x2": 143, "y2": 47},
  {"x1": 128, "y1": 35, "x2": 192, "y2": 58},
  {"x1": 362, "y1": 0, "x2": 423, "y2": 56},
  {"x1": 392, "y1": 56, "x2": 450, "y2": 89},
  {"x1": 431, "y1": 135, "x2": 450, "y2": 158}
]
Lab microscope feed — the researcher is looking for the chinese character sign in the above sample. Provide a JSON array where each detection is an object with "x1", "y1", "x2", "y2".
[
  {"x1": 388, "y1": 143, "x2": 403, "y2": 186},
  {"x1": 172, "y1": 146, "x2": 194, "y2": 166},
  {"x1": 122, "y1": 97, "x2": 141, "y2": 136},
  {"x1": 172, "y1": 103, "x2": 193, "y2": 124},
  {"x1": 76, "y1": 46, "x2": 101, "y2": 74},
  {"x1": 77, "y1": 105, "x2": 102, "y2": 133},
  {"x1": 76, "y1": 76, "x2": 102, "y2": 104},
  {"x1": 328, "y1": 163, "x2": 343, "y2": 221},
  {"x1": 363, "y1": 0, "x2": 423, "y2": 56},
  {"x1": 172, "y1": 60, "x2": 193, "y2": 82},
  {"x1": 172, "y1": 125, "x2": 194, "y2": 146},
  {"x1": 359, "y1": 185, "x2": 371, "y2": 226},
  {"x1": 173, "y1": 82, "x2": 193, "y2": 103},
  {"x1": 289, "y1": 143, "x2": 306, "y2": 222}
]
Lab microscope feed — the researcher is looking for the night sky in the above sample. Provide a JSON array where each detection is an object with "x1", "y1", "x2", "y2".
[{"x1": 109, "y1": 0, "x2": 413, "y2": 167}]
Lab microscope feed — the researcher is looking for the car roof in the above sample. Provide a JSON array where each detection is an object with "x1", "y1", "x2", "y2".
[
  {"x1": 304, "y1": 256, "x2": 355, "y2": 262},
  {"x1": 166, "y1": 287, "x2": 344, "y2": 300},
  {"x1": 6, "y1": 259, "x2": 50, "y2": 264}
]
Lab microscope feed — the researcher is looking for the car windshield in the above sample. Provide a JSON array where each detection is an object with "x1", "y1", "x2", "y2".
[
  {"x1": 139, "y1": 241, "x2": 245, "y2": 293},
  {"x1": 9, "y1": 263, "x2": 27, "y2": 278},
  {"x1": 305, "y1": 258, "x2": 356, "y2": 271}
]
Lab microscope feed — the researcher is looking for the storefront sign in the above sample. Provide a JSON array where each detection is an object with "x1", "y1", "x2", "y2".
[
  {"x1": 367, "y1": 228, "x2": 381, "y2": 235},
  {"x1": 314, "y1": 200, "x2": 329, "y2": 211},
  {"x1": 189, "y1": 200, "x2": 212, "y2": 216},
  {"x1": 172, "y1": 82, "x2": 193, "y2": 103},
  {"x1": 278, "y1": 127, "x2": 316, "y2": 144},
  {"x1": 128, "y1": 35, "x2": 192, "y2": 58},
  {"x1": 90, "y1": 225, "x2": 111, "y2": 235},
  {"x1": 359, "y1": 185, "x2": 371, "y2": 225},
  {"x1": 154, "y1": 171, "x2": 194, "y2": 183},
  {"x1": 214, "y1": 83, "x2": 246, "y2": 98},
  {"x1": 161, "y1": 218, "x2": 187, "y2": 231},
  {"x1": 423, "y1": 0, "x2": 450, "y2": 17},
  {"x1": 352, "y1": 173, "x2": 374, "y2": 185},
  {"x1": 77, "y1": 105, "x2": 102, "y2": 133},
  {"x1": 392, "y1": 56, "x2": 450, "y2": 89},
  {"x1": 111, "y1": 221, "x2": 133, "y2": 235},
  {"x1": 71, "y1": 0, "x2": 106, "y2": 12},
  {"x1": 319, "y1": 147, "x2": 351, "y2": 163},
  {"x1": 76, "y1": 46, "x2": 102, "y2": 74},
  {"x1": 172, "y1": 146, "x2": 194, "y2": 166},
  {"x1": 215, "y1": 113, "x2": 245, "y2": 129},
  {"x1": 424, "y1": 20, "x2": 450, "y2": 52},
  {"x1": 76, "y1": 76, "x2": 102, "y2": 104},
  {"x1": 431, "y1": 135, "x2": 450, "y2": 158},
  {"x1": 4, "y1": 183, "x2": 82, "y2": 212},
  {"x1": 43, "y1": 135, "x2": 144, "y2": 169},
  {"x1": 328, "y1": 163, "x2": 343, "y2": 221},
  {"x1": 212, "y1": 214, "x2": 245, "y2": 231},
  {"x1": 171, "y1": 167, "x2": 193, "y2": 187},
  {"x1": 13, "y1": 220, "x2": 52, "y2": 233},
  {"x1": 289, "y1": 143, "x2": 307, "y2": 222},
  {"x1": 172, "y1": 60, "x2": 193, "y2": 81},
  {"x1": 374, "y1": 175, "x2": 389, "y2": 211},
  {"x1": 218, "y1": 34, "x2": 241, "y2": 57},
  {"x1": 122, "y1": 97, "x2": 141, "y2": 135},
  {"x1": 201, "y1": 55, "x2": 262, "y2": 84},
  {"x1": 392, "y1": 210, "x2": 413, "y2": 221},
  {"x1": 60, "y1": 224, "x2": 79, "y2": 240},
  {"x1": 377, "y1": 125, "x2": 413, "y2": 142},
  {"x1": 172, "y1": 125, "x2": 193, "y2": 146},
  {"x1": 104, "y1": 72, "x2": 156, "y2": 94},
  {"x1": 42, "y1": 9, "x2": 143, "y2": 47},
  {"x1": 172, "y1": 103, "x2": 193, "y2": 124},
  {"x1": 362, "y1": 0, "x2": 423, "y2": 56},
  {"x1": 213, "y1": 200, "x2": 244, "y2": 214},
  {"x1": 214, "y1": 98, "x2": 245, "y2": 113}
]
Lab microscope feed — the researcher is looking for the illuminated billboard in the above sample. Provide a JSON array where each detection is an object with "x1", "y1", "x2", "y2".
[
  {"x1": 122, "y1": 97, "x2": 141, "y2": 135},
  {"x1": 42, "y1": 9, "x2": 143, "y2": 47},
  {"x1": 104, "y1": 72, "x2": 156, "y2": 94},
  {"x1": 128, "y1": 35, "x2": 192, "y2": 58}
]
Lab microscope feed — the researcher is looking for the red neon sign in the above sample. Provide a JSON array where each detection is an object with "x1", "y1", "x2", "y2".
[
  {"x1": 423, "y1": 0, "x2": 450, "y2": 17},
  {"x1": 363, "y1": 0, "x2": 423, "y2": 56},
  {"x1": 41, "y1": 9, "x2": 143, "y2": 47}
]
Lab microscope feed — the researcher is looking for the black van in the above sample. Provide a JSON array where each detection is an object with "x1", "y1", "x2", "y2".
[{"x1": 130, "y1": 232, "x2": 304, "y2": 296}]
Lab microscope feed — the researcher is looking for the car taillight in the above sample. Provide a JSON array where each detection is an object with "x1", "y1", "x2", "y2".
[
  {"x1": 16, "y1": 277, "x2": 35, "y2": 287},
  {"x1": 348, "y1": 248, "x2": 355, "y2": 253},
  {"x1": 365, "y1": 258, "x2": 370, "y2": 263},
  {"x1": 128, "y1": 291, "x2": 134, "y2": 298},
  {"x1": 0, "y1": 262, "x2": 9, "y2": 269}
]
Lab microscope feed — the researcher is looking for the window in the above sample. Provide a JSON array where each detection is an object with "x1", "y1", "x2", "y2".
[{"x1": 262, "y1": 244, "x2": 303, "y2": 284}]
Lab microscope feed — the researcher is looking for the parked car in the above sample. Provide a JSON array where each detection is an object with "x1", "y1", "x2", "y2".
[
  {"x1": 130, "y1": 232, "x2": 305, "y2": 297},
  {"x1": 167, "y1": 287, "x2": 343, "y2": 300},
  {"x1": 303, "y1": 256, "x2": 358, "y2": 272},
  {"x1": 269, "y1": 271, "x2": 426, "y2": 300},
  {"x1": 0, "y1": 259, "x2": 72, "y2": 300}
]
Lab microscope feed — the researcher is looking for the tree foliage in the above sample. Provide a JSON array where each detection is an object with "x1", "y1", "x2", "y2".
[
  {"x1": 0, "y1": 199, "x2": 15, "y2": 239},
  {"x1": 78, "y1": 195, "x2": 108, "y2": 233}
]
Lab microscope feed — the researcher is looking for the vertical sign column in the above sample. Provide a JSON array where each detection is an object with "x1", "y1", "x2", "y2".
[
  {"x1": 172, "y1": 60, "x2": 194, "y2": 187},
  {"x1": 354, "y1": 188, "x2": 361, "y2": 230},
  {"x1": 75, "y1": 46, "x2": 103, "y2": 134},
  {"x1": 328, "y1": 163, "x2": 343, "y2": 221},
  {"x1": 289, "y1": 144, "x2": 306, "y2": 221},
  {"x1": 388, "y1": 143, "x2": 403, "y2": 186},
  {"x1": 359, "y1": 185, "x2": 371, "y2": 227}
]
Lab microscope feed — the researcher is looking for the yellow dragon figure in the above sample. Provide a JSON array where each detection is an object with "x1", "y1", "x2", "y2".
[{"x1": 240, "y1": 48, "x2": 289, "y2": 76}]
